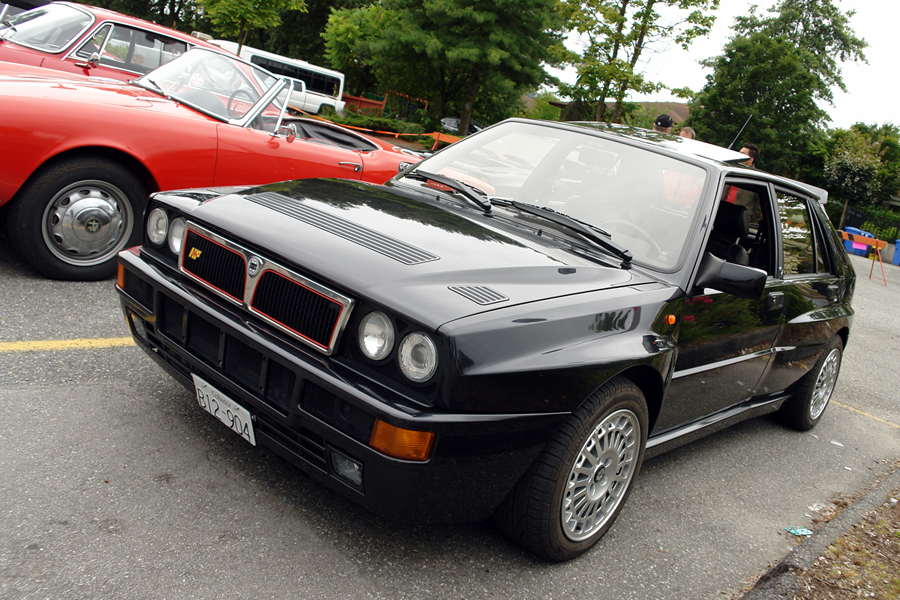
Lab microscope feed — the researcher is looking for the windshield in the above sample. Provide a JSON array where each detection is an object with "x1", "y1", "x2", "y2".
[
  {"x1": 406, "y1": 121, "x2": 709, "y2": 270},
  {"x1": 136, "y1": 49, "x2": 284, "y2": 122},
  {"x1": 0, "y1": 3, "x2": 92, "y2": 51}
]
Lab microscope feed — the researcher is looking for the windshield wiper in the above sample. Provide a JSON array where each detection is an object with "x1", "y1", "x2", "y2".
[
  {"x1": 0, "y1": 19, "x2": 16, "y2": 38},
  {"x1": 137, "y1": 78, "x2": 166, "y2": 96},
  {"x1": 512, "y1": 201, "x2": 633, "y2": 267},
  {"x1": 406, "y1": 170, "x2": 492, "y2": 213}
]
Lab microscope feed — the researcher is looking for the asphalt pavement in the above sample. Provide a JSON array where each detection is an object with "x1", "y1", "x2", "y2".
[{"x1": 1, "y1": 235, "x2": 899, "y2": 600}]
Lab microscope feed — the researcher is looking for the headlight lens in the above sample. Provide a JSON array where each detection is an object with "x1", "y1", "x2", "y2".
[
  {"x1": 398, "y1": 332, "x2": 438, "y2": 382},
  {"x1": 358, "y1": 312, "x2": 394, "y2": 361},
  {"x1": 168, "y1": 217, "x2": 187, "y2": 256},
  {"x1": 146, "y1": 208, "x2": 168, "y2": 245}
]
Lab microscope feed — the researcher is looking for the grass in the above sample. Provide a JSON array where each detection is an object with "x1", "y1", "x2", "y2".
[{"x1": 793, "y1": 486, "x2": 900, "y2": 599}]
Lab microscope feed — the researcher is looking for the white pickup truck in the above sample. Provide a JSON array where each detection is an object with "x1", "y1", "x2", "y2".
[{"x1": 209, "y1": 39, "x2": 345, "y2": 115}]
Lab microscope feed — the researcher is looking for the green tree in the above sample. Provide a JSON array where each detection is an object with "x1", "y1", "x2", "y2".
[
  {"x1": 823, "y1": 128, "x2": 882, "y2": 225},
  {"x1": 252, "y1": 0, "x2": 371, "y2": 68},
  {"x1": 323, "y1": 4, "x2": 391, "y2": 97},
  {"x1": 688, "y1": 33, "x2": 826, "y2": 176},
  {"x1": 731, "y1": 0, "x2": 866, "y2": 105},
  {"x1": 343, "y1": 0, "x2": 564, "y2": 135},
  {"x1": 198, "y1": 0, "x2": 307, "y2": 52},
  {"x1": 90, "y1": 0, "x2": 210, "y2": 33},
  {"x1": 560, "y1": 0, "x2": 719, "y2": 123},
  {"x1": 524, "y1": 90, "x2": 562, "y2": 121}
]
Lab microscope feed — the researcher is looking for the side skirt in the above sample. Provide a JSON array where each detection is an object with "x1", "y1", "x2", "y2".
[{"x1": 645, "y1": 392, "x2": 792, "y2": 459}]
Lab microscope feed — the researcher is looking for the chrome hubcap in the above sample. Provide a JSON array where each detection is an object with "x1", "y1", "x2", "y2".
[
  {"x1": 810, "y1": 348, "x2": 840, "y2": 420},
  {"x1": 562, "y1": 409, "x2": 640, "y2": 542},
  {"x1": 42, "y1": 180, "x2": 133, "y2": 267}
]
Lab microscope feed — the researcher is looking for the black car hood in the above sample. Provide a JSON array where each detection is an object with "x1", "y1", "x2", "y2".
[{"x1": 181, "y1": 179, "x2": 660, "y2": 328}]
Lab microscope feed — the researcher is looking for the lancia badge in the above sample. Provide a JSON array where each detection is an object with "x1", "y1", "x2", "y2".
[{"x1": 247, "y1": 256, "x2": 263, "y2": 277}]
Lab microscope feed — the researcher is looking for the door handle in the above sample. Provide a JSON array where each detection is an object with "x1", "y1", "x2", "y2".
[
  {"x1": 767, "y1": 291, "x2": 784, "y2": 310},
  {"x1": 339, "y1": 162, "x2": 362, "y2": 172},
  {"x1": 826, "y1": 284, "x2": 839, "y2": 301}
]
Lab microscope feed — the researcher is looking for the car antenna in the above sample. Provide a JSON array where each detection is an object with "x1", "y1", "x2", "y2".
[{"x1": 728, "y1": 114, "x2": 753, "y2": 149}]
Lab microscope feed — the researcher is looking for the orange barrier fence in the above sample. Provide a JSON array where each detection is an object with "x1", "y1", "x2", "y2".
[{"x1": 838, "y1": 230, "x2": 887, "y2": 286}]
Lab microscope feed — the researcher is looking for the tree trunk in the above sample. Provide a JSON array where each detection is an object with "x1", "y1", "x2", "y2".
[
  {"x1": 594, "y1": 0, "x2": 630, "y2": 122},
  {"x1": 458, "y1": 75, "x2": 479, "y2": 136}
]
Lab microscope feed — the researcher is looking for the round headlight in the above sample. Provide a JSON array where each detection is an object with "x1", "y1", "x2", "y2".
[
  {"x1": 398, "y1": 332, "x2": 438, "y2": 382},
  {"x1": 146, "y1": 208, "x2": 168, "y2": 245},
  {"x1": 358, "y1": 312, "x2": 394, "y2": 361},
  {"x1": 168, "y1": 217, "x2": 186, "y2": 256}
]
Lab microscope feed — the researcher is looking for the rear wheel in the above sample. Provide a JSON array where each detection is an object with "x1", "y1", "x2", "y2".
[
  {"x1": 778, "y1": 337, "x2": 843, "y2": 431},
  {"x1": 494, "y1": 377, "x2": 648, "y2": 561},
  {"x1": 8, "y1": 157, "x2": 146, "y2": 280}
]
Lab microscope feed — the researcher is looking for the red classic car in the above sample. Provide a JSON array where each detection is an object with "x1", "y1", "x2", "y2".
[
  {"x1": 0, "y1": 49, "x2": 421, "y2": 280},
  {"x1": 0, "y1": 1, "x2": 220, "y2": 79}
]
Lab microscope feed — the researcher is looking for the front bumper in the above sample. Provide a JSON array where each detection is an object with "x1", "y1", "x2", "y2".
[{"x1": 116, "y1": 248, "x2": 567, "y2": 523}]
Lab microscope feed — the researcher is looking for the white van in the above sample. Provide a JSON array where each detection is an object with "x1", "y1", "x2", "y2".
[{"x1": 210, "y1": 39, "x2": 345, "y2": 115}]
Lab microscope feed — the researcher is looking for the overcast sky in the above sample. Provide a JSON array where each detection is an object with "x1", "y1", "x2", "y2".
[{"x1": 546, "y1": 0, "x2": 895, "y2": 130}]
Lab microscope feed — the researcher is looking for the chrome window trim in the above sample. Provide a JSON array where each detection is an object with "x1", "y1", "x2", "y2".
[{"x1": 7, "y1": 3, "x2": 95, "y2": 55}]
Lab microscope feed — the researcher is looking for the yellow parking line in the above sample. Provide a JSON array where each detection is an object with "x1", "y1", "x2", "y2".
[
  {"x1": 832, "y1": 400, "x2": 900, "y2": 430},
  {"x1": 0, "y1": 337, "x2": 135, "y2": 353}
]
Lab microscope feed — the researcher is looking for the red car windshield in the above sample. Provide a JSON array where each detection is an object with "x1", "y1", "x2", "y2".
[{"x1": 0, "y1": 3, "x2": 92, "y2": 52}]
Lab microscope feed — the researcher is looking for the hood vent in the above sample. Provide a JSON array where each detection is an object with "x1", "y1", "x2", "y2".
[
  {"x1": 449, "y1": 285, "x2": 509, "y2": 305},
  {"x1": 247, "y1": 192, "x2": 439, "y2": 265}
]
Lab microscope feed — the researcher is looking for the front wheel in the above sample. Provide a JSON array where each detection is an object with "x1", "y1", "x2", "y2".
[
  {"x1": 8, "y1": 157, "x2": 146, "y2": 280},
  {"x1": 778, "y1": 337, "x2": 843, "y2": 431},
  {"x1": 494, "y1": 377, "x2": 648, "y2": 561}
]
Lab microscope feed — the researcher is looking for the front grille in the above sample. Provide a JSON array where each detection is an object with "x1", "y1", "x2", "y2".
[
  {"x1": 251, "y1": 270, "x2": 344, "y2": 350},
  {"x1": 182, "y1": 230, "x2": 245, "y2": 302},
  {"x1": 178, "y1": 223, "x2": 354, "y2": 355}
]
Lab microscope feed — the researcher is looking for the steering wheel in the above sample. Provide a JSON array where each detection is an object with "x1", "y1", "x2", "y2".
[
  {"x1": 227, "y1": 88, "x2": 257, "y2": 119},
  {"x1": 599, "y1": 219, "x2": 664, "y2": 260}
]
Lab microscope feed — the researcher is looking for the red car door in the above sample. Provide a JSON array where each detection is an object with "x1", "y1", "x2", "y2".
[{"x1": 212, "y1": 124, "x2": 365, "y2": 186}]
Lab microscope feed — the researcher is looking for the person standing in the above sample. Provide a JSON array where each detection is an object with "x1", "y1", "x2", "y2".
[
  {"x1": 653, "y1": 114, "x2": 673, "y2": 133},
  {"x1": 739, "y1": 142, "x2": 759, "y2": 167}
]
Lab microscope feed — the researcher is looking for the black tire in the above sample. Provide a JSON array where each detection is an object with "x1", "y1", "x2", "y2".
[
  {"x1": 494, "y1": 377, "x2": 648, "y2": 562},
  {"x1": 7, "y1": 157, "x2": 146, "y2": 281},
  {"x1": 778, "y1": 337, "x2": 843, "y2": 431}
]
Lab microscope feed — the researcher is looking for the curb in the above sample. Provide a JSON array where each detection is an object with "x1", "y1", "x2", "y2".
[{"x1": 740, "y1": 465, "x2": 900, "y2": 599}]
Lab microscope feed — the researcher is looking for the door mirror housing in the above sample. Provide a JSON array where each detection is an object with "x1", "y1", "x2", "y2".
[{"x1": 694, "y1": 252, "x2": 767, "y2": 300}]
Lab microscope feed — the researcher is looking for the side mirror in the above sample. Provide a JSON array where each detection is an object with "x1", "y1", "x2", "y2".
[
  {"x1": 274, "y1": 122, "x2": 297, "y2": 143},
  {"x1": 694, "y1": 252, "x2": 767, "y2": 300},
  {"x1": 75, "y1": 52, "x2": 101, "y2": 70}
]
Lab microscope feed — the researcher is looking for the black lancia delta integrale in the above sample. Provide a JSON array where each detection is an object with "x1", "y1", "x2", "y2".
[{"x1": 116, "y1": 119, "x2": 855, "y2": 561}]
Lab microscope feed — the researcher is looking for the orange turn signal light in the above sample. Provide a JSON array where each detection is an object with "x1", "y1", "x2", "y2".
[
  {"x1": 369, "y1": 419, "x2": 435, "y2": 461},
  {"x1": 117, "y1": 263, "x2": 126, "y2": 290},
  {"x1": 665, "y1": 314, "x2": 677, "y2": 325}
]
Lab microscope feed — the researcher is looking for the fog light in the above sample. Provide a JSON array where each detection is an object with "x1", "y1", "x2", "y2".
[
  {"x1": 130, "y1": 313, "x2": 148, "y2": 341},
  {"x1": 330, "y1": 449, "x2": 363, "y2": 487}
]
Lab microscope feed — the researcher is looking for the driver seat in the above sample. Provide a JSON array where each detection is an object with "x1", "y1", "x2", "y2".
[{"x1": 707, "y1": 202, "x2": 750, "y2": 266}]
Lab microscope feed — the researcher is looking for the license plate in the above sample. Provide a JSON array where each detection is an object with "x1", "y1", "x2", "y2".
[{"x1": 192, "y1": 373, "x2": 256, "y2": 446}]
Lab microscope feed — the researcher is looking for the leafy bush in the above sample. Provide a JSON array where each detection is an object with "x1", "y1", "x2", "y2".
[{"x1": 328, "y1": 114, "x2": 425, "y2": 135}]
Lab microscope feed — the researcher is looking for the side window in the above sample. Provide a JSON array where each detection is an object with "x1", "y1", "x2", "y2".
[
  {"x1": 712, "y1": 181, "x2": 775, "y2": 275},
  {"x1": 74, "y1": 24, "x2": 110, "y2": 59},
  {"x1": 96, "y1": 24, "x2": 188, "y2": 73},
  {"x1": 777, "y1": 191, "x2": 825, "y2": 276}
]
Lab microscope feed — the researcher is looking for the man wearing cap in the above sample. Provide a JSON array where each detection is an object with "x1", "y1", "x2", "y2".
[{"x1": 653, "y1": 114, "x2": 673, "y2": 133}]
